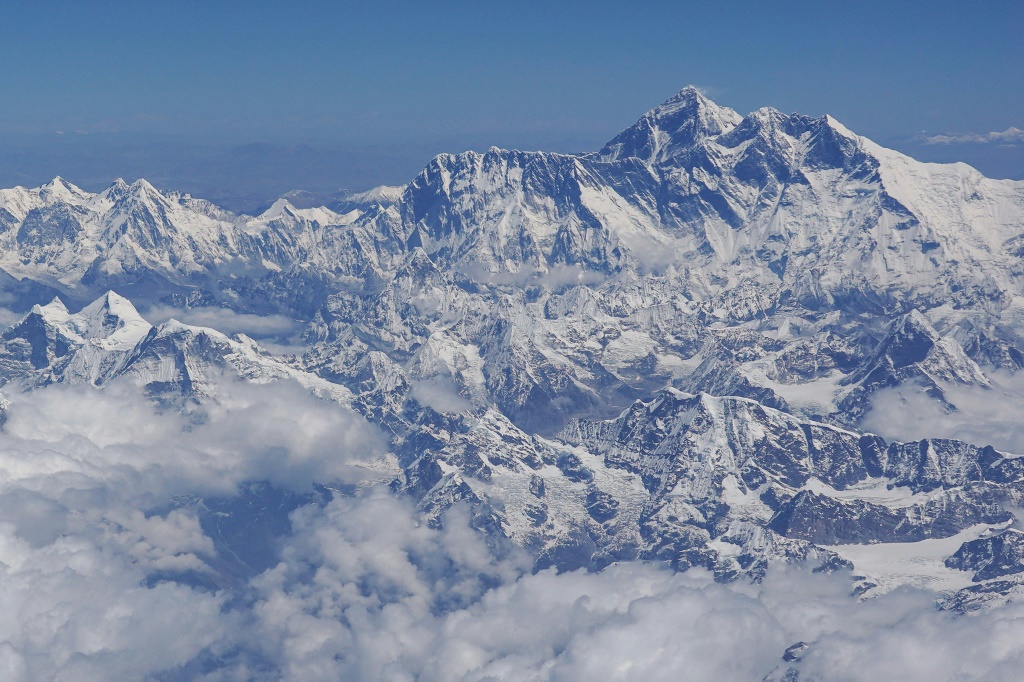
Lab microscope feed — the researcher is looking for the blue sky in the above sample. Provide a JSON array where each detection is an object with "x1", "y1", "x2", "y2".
[{"x1": 0, "y1": 0, "x2": 1020, "y2": 201}]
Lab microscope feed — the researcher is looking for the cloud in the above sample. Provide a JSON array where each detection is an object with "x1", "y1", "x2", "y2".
[
  {"x1": 0, "y1": 377, "x2": 386, "y2": 498},
  {"x1": 239, "y1": 498, "x2": 1024, "y2": 681},
  {"x1": 692, "y1": 84, "x2": 724, "y2": 101},
  {"x1": 457, "y1": 263, "x2": 606, "y2": 291},
  {"x1": 409, "y1": 376, "x2": 474, "y2": 413},
  {"x1": 861, "y1": 371, "x2": 1024, "y2": 454},
  {"x1": 917, "y1": 127, "x2": 1024, "y2": 146},
  {"x1": 143, "y1": 304, "x2": 302, "y2": 340},
  {"x1": 3, "y1": 376, "x2": 1024, "y2": 680},
  {"x1": 0, "y1": 376, "x2": 386, "y2": 680},
  {"x1": 0, "y1": 306, "x2": 25, "y2": 332}
]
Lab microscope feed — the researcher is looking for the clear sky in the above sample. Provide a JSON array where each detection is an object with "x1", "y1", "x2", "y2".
[{"x1": 0, "y1": 0, "x2": 1021, "y2": 205}]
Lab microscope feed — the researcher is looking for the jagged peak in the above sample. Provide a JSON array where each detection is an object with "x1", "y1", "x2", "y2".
[
  {"x1": 153, "y1": 318, "x2": 228, "y2": 343},
  {"x1": 747, "y1": 106, "x2": 788, "y2": 125},
  {"x1": 107, "y1": 178, "x2": 173, "y2": 212},
  {"x1": 97, "y1": 178, "x2": 130, "y2": 205},
  {"x1": 719, "y1": 106, "x2": 796, "y2": 147},
  {"x1": 13, "y1": 293, "x2": 150, "y2": 350},
  {"x1": 30, "y1": 296, "x2": 70, "y2": 319},
  {"x1": 600, "y1": 85, "x2": 743, "y2": 164},
  {"x1": 656, "y1": 85, "x2": 716, "y2": 112}
]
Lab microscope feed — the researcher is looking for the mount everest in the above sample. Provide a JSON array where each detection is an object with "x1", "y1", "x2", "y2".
[{"x1": 2, "y1": 86, "x2": 1024, "y2": 677}]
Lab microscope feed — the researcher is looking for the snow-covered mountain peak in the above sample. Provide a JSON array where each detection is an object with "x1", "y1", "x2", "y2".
[
  {"x1": 600, "y1": 85, "x2": 743, "y2": 164},
  {"x1": 823, "y1": 113, "x2": 858, "y2": 140},
  {"x1": 122, "y1": 178, "x2": 166, "y2": 204},
  {"x1": 39, "y1": 176, "x2": 88, "y2": 203},
  {"x1": 26, "y1": 291, "x2": 152, "y2": 350},
  {"x1": 101, "y1": 178, "x2": 130, "y2": 203},
  {"x1": 255, "y1": 197, "x2": 348, "y2": 226},
  {"x1": 334, "y1": 184, "x2": 406, "y2": 211},
  {"x1": 261, "y1": 198, "x2": 298, "y2": 219},
  {"x1": 657, "y1": 85, "x2": 738, "y2": 122},
  {"x1": 87, "y1": 289, "x2": 134, "y2": 313},
  {"x1": 894, "y1": 309, "x2": 936, "y2": 336},
  {"x1": 5, "y1": 87, "x2": 1024, "y2": 620},
  {"x1": 31, "y1": 296, "x2": 71, "y2": 320}
]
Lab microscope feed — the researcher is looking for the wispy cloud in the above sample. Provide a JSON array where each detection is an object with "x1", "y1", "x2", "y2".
[
  {"x1": 917, "y1": 127, "x2": 1024, "y2": 145},
  {"x1": 692, "y1": 84, "x2": 724, "y2": 100},
  {"x1": 861, "y1": 370, "x2": 1024, "y2": 454},
  {"x1": 142, "y1": 304, "x2": 302, "y2": 340}
]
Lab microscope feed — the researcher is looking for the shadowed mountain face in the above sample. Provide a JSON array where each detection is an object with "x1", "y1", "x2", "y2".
[{"x1": 2, "y1": 87, "x2": 1024, "y2": 614}]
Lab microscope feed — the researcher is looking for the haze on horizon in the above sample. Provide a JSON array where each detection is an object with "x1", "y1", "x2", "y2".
[{"x1": 0, "y1": 0, "x2": 1020, "y2": 211}]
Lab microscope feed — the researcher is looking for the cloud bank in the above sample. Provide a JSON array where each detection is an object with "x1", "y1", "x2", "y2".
[
  {"x1": 862, "y1": 371, "x2": 1024, "y2": 454},
  {"x1": 0, "y1": 378, "x2": 1023, "y2": 680},
  {"x1": 918, "y1": 127, "x2": 1024, "y2": 146},
  {"x1": 143, "y1": 304, "x2": 303, "y2": 340}
]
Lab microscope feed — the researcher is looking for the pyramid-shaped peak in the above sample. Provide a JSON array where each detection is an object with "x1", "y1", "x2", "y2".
[
  {"x1": 82, "y1": 290, "x2": 143, "y2": 317},
  {"x1": 601, "y1": 85, "x2": 742, "y2": 164},
  {"x1": 874, "y1": 309, "x2": 941, "y2": 370},
  {"x1": 260, "y1": 197, "x2": 297, "y2": 220},
  {"x1": 123, "y1": 178, "x2": 170, "y2": 202},
  {"x1": 128, "y1": 178, "x2": 159, "y2": 193},
  {"x1": 660, "y1": 85, "x2": 715, "y2": 107},
  {"x1": 30, "y1": 296, "x2": 71, "y2": 320},
  {"x1": 43, "y1": 295, "x2": 70, "y2": 312},
  {"x1": 644, "y1": 85, "x2": 741, "y2": 127},
  {"x1": 44, "y1": 175, "x2": 71, "y2": 188},
  {"x1": 659, "y1": 83, "x2": 727, "y2": 107},
  {"x1": 894, "y1": 309, "x2": 939, "y2": 337},
  {"x1": 73, "y1": 291, "x2": 151, "y2": 347},
  {"x1": 40, "y1": 176, "x2": 87, "y2": 201},
  {"x1": 398, "y1": 247, "x2": 442, "y2": 277}
]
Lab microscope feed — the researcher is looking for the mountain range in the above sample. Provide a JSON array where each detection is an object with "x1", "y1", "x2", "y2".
[{"x1": 3, "y1": 86, "x2": 1024, "y2": 621}]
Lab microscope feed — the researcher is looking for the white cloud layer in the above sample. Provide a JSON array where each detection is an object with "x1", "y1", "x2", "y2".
[
  {"x1": 919, "y1": 127, "x2": 1024, "y2": 145},
  {"x1": 143, "y1": 304, "x2": 302, "y2": 339},
  {"x1": 409, "y1": 376, "x2": 474, "y2": 413},
  {"x1": 0, "y1": 378, "x2": 1023, "y2": 680},
  {"x1": 862, "y1": 371, "x2": 1024, "y2": 454}
]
